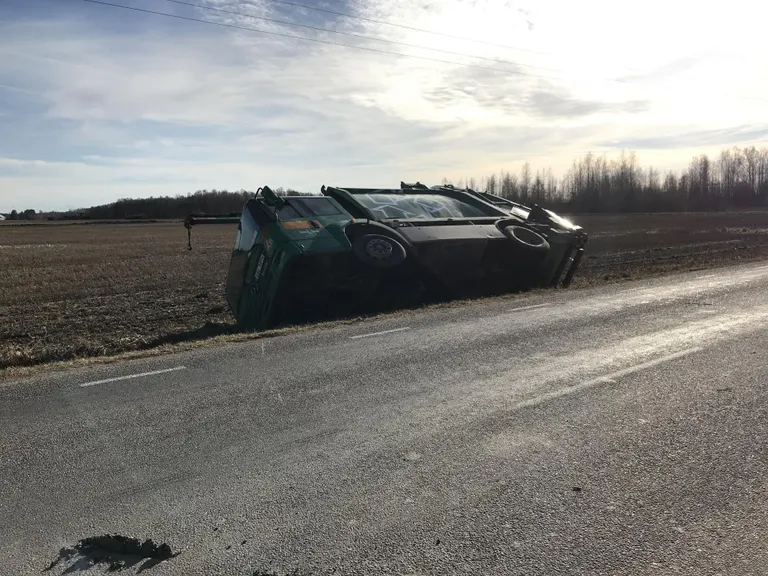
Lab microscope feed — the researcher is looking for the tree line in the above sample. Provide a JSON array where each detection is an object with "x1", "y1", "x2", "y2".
[
  {"x1": 26, "y1": 188, "x2": 305, "y2": 220},
  {"x1": 67, "y1": 189, "x2": 255, "y2": 220},
  {"x1": 3, "y1": 209, "x2": 37, "y2": 220},
  {"x1": 2, "y1": 188, "x2": 316, "y2": 221},
  {"x1": 4, "y1": 146, "x2": 767, "y2": 220},
  {"x1": 63, "y1": 187, "x2": 316, "y2": 220},
  {"x1": 449, "y1": 145, "x2": 768, "y2": 213}
]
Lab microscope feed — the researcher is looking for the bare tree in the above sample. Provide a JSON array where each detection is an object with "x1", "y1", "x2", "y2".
[
  {"x1": 531, "y1": 170, "x2": 545, "y2": 203},
  {"x1": 454, "y1": 145, "x2": 768, "y2": 212},
  {"x1": 758, "y1": 148, "x2": 768, "y2": 200},
  {"x1": 544, "y1": 168, "x2": 558, "y2": 201},
  {"x1": 744, "y1": 146, "x2": 759, "y2": 196},
  {"x1": 487, "y1": 173, "x2": 498, "y2": 194},
  {"x1": 519, "y1": 162, "x2": 531, "y2": 203}
]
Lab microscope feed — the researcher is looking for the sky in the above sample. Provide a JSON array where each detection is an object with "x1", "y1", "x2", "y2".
[{"x1": 1, "y1": 0, "x2": 767, "y2": 211}]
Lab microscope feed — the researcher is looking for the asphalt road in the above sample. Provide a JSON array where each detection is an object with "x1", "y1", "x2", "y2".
[{"x1": 3, "y1": 261, "x2": 768, "y2": 575}]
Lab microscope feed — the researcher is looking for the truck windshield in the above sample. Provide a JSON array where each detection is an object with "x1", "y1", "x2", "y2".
[
  {"x1": 278, "y1": 197, "x2": 341, "y2": 220},
  {"x1": 355, "y1": 193, "x2": 489, "y2": 220}
]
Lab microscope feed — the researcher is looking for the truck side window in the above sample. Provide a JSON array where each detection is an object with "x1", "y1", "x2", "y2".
[
  {"x1": 277, "y1": 204, "x2": 302, "y2": 220},
  {"x1": 233, "y1": 224, "x2": 242, "y2": 251},
  {"x1": 238, "y1": 211, "x2": 260, "y2": 252},
  {"x1": 292, "y1": 197, "x2": 341, "y2": 216}
]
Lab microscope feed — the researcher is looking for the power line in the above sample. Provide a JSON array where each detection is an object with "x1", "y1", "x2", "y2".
[
  {"x1": 261, "y1": 0, "x2": 645, "y2": 74},
  {"x1": 255, "y1": 0, "x2": 552, "y2": 57},
  {"x1": 155, "y1": 0, "x2": 615, "y2": 81},
  {"x1": 82, "y1": 0, "x2": 577, "y2": 82},
  {"x1": 84, "y1": 0, "x2": 768, "y2": 107}
]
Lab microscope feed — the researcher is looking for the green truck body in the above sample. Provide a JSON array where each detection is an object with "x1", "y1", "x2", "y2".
[{"x1": 185, "y1": 183, "x2": 588, "y2": 330}]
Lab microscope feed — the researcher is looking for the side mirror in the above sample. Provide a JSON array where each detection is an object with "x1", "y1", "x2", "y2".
[{"x1": 261, "y1": 186, "x2": 286, "y2": 209}]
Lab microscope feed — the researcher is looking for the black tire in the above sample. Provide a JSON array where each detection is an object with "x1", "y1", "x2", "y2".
[
  {"x1": 352, "y1": 234, "x2": 407, "y2": 268},
  {"x1": 500, "y1": 224, "x2": 550, "y2": 254}
]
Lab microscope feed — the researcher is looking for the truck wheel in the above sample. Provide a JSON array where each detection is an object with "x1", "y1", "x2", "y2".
[
  {"x1": 500, "y1": 224, "x2": 550, "y2": 254},
  {"x1": 353, "y1": 234, "x2": 407, "y2": 268}
]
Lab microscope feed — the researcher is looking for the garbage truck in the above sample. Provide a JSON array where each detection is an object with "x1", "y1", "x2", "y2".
[{"x1": 184, "y1": 183, "x2": 588, "y2": 330}]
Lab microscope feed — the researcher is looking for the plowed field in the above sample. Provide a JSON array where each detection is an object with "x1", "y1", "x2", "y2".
[{"x1": 2, "y1": 211, "x2": 767, "y2": 370}]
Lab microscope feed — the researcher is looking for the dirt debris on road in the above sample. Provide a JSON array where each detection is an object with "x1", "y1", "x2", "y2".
[{"x1": 44, "y1": 534, "x2": 178, "y2": 573}]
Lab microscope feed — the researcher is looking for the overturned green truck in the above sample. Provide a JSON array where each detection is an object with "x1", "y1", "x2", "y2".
[{"x1": 184, "y1": 183, "x2": 588, "y2": 330}]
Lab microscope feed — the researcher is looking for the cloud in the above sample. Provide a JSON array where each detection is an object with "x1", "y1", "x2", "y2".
[
  {"x1": 597, "y1": 125, "x2": 768, "y2": 151},
  {"x1": 423, "y1": 68, "x2": 649, "y2": 120},
  {"x1": 0, "y1": 0, "x2": 767, "y2": 211},
  {"x1": 615, "y1": 57, "x2": 700, "y2": 83},
  {"x1": 523, "y1": 89, "x2": 649, "y2": 118}
]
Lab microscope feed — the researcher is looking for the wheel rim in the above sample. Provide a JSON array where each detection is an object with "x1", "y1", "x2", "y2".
[
  {"x1": 365, "y1": 238, "x2": 394, "y2": 260},
  {"x1": 512, "y1": 226, "x2": 545, "y2": 247}
]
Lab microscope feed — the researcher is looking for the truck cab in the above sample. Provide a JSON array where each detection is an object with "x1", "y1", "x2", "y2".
[{"x1": 225, "y1": 188, "x2": 356, "y2": 329}]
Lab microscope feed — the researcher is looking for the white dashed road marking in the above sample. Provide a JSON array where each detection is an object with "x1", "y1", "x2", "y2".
[
  {"x1": 79, "y1": 366, "x2": 186, "y2": 388},
  {"x1": 350, "y1": 327, "x2": 411, "y2": 339},
  {"x1": 510, "y1": 303, "x2": 550, "y2": 312}
]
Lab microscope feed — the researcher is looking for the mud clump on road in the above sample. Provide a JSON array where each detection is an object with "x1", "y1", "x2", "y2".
[{"x1": 44, "y1": 534, "x2": 178, "y2": 572}]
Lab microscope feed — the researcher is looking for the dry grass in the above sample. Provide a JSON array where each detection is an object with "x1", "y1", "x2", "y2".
[{"x1": 1, "y1": 211, "x2": 768, "y2": 374}]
